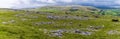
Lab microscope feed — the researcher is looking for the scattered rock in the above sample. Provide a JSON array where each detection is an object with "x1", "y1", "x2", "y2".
[
  {"x1": 30, "y1": 16, "x2": 38, "y2": 19},
  {"x1": 15, "y1": 14, "x2": 24, "y2": 17},
  {"x1": 87, "y1": 25, "x2": 104, "y2": 31},
  {"x1": 2, "y1": 22, "x2": 8, "y2": 24},
  {"x1": 47, "y1": 15, "x2": 90, "y2": 20},
  {"x1": 21, "y1": 18, "x2": 27, "y2": 21},
  {"x1": 34, "y1": 22, "x2": 54, "y2": 26},
  {"x1": 107, "y1": 30, "x2": 120, "y2": 35},
  {"x1": 49, "y1": 30, "x2": 65, "y2": 37},
  {"x1": 69, "y1": 22, "x2": 73, "y2": 24},
  {"x1": 8, "y1": 20, "x2": 15, "y2": 23},
  {"x1": 47, "y1": 16, "x2": 56, "y2": 19},
  {"x1": 43, "y1": 29, "x2": 48, "y2": 33},
  {"x1": 47, "y1": 29, "x2": 93, "y2": 37},
  {"x1": 74, "y1": 29, "x2": 92, "y2": 35},
  {"x1": 50, "y1": 32, "x2": 63, "y2": 37},
  {"x1": 93, "y1": 15, "x2": 100, "y2": 18},
  {"x1": 2, "y1": 20, "x2": 16, "y2": 25}
]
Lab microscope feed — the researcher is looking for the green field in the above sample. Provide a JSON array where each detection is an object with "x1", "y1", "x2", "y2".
[{"x1": 0, "y1": 6, "x2": 120, "y2": 39}]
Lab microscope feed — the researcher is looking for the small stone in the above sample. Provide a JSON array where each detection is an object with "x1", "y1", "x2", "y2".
[
  {"x1": 81, "y1": 31, "x2": 92, "y2": 35},
  {"x1": 2, "y1": 22, "x2": 8, "y2": 24},
  {"x1": 69, "y1": 22, "x2": 73, "y2": 24},
  {"x1": 43, "y1": 29, "x2": 48, "y2": 33},
  {"x1": 87, "y1": 25, "x2": 104, "y2": 31},
  {"x1": 9, "y1": 20, "x2": 15, "y2": 23},
  {"x1": 47, "y1": 16, "x2": 54, "y2": 19},
  {"x1": 51, "y1": 32, "x2": 63, "y2": 37},
  {"x1": 74, "y1": 30, "x2": 82, "y2": 33},
  {"x1": 21, "y1": 18, "x2": 27, "y2": 21}
]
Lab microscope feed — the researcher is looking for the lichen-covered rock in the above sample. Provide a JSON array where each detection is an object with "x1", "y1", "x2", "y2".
[
  {"x1": 49, "y1": 30, "x2": 65, "y2": 37},
  {"x1": 87, "y1": 25, "x2": 104, "y2": 31},
  {"x1": 74, "y1": 30, "x2": 92, "y2": 35},
  {"x1": 34, "y1": 22, "x2": 55, "y2": 26},
  {"x1": 8, "y1": 20, "x2": 15, "y2": 23},
  {"x1": 107, "y1": 30, "x2": 120, "y2": 35},
  {"x1": 2, "y1": 22, "x2": 8, "y2": 24}
]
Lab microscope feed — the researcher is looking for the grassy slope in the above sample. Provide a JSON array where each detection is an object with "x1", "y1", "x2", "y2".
[
  {"x1": 103, "y1": 9, "x2": 120, "y2": 16},
  {"x1": 0, "y1": 6, "x2": 120, "y2": 39}
]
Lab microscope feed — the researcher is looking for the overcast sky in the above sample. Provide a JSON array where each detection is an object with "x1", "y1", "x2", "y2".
[{"x1": 0, "y1": 0, "x2": 120, "y2": 8}]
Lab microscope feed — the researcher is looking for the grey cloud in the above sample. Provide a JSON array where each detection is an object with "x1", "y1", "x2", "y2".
[{"x1": 12, "y1": 0, "x2": 120, "y2": 8}]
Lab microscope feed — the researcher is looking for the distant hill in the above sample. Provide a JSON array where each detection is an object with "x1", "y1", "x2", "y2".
[{"x1": 28, "y1": 5, "x2": 120, "y2": 16}]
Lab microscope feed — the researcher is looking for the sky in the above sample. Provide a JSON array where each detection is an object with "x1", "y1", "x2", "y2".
[{"x1": 0, "y1": 0, "x2": 120, "y2": 9}]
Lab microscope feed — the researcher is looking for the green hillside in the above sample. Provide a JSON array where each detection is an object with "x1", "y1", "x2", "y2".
[
  {"x1": 0, "y1": 6, "x2": 120, "y2": 39},
  {"x1": 99, "y1": 9, "x2": 120, "y2": 16}
]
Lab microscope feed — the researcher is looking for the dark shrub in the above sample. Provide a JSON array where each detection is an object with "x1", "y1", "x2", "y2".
[{"x1": 112, "y1": 19, "x2": 119, "y2": 22}]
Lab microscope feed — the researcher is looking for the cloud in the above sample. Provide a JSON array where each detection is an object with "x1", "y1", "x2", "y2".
[
  {"x1": 0, "y1": 0, "x2": 120, "y2": 8},
  {"x1": 0, "y1": 0, "x2": 19, "y2": 8}
]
